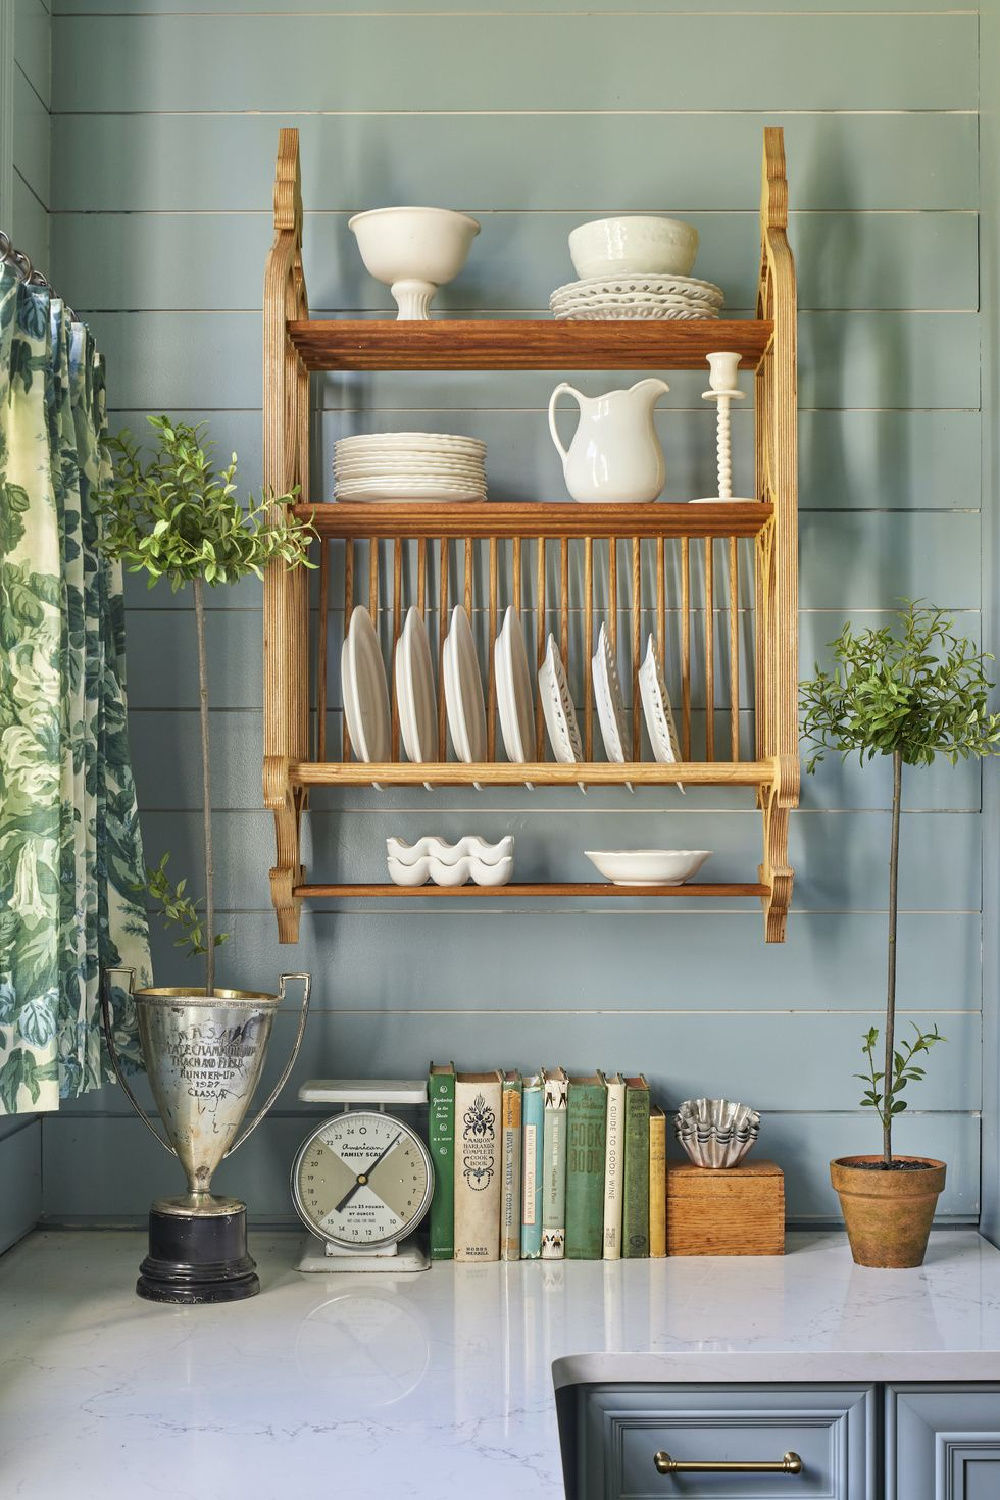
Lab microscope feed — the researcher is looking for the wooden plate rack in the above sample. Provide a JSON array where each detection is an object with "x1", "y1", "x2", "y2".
[{"x1": 262, "y1": 128, "x2": 798, "y2": 944}]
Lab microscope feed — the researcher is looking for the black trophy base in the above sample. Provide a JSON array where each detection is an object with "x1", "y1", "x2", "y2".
[{"x1": 137, "y1": 1199, "x2": 260, "y2": 1305}]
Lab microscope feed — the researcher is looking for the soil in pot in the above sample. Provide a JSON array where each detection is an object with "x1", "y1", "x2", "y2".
[{"x1": 830, "y1": 1155, "x2": 946, "y2": 1268}]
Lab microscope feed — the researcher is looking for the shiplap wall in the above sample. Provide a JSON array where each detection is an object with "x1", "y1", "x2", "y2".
[
  {"x1": 0, "y1": 0, "x2": 49, "y2": 1254},
  {"x1": 10, "y1": 0, "x2": 48, "y2": 265},
  {"x1": 41, "y1": 0, "x2": 986, "y2": 1225}
]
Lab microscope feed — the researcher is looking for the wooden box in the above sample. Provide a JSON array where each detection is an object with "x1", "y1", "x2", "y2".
[{"x1": 666, "y1": 1159, "x2": 785, "y2": 1256}]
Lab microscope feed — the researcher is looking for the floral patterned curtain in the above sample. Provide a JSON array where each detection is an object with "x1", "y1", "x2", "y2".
[{"x1": 0, "y1": 265, "x2": 151, "y2": 1114}]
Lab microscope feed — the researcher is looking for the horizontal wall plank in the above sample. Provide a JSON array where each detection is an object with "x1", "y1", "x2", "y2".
[
  {"x1": 87, "y1": 310, "x2": 981, "y2": 413},
  {"x1": 128, "y1": 707, "x2": 984, "y2": 813},
  {"x1": 50, "y1": 114, "x2": 979, "y2": 213},
  {"x1": 133, "y1": 909, "x2": 983, "y2": 1011},
  {"x1": 15, "y1": 0, "x2": 51, "y2": 109},
  {"x1": 136, "y1": 805, "x2": 982, "y2": 914},
  {"x1": 52, "y1": 15, "x2": 978, "y2": 113},
  {"x1": 53, "y1": 209, "x2": 980, "y2": 315},
  {"x1": 105, "y1": 408, "x2": 983, "y2": 517},
  {"x1": 50, "y1": 1, "x2": 982, "y2": 17},
  {"x1": 63, "y1": 1007, "x2": 981, "y2": 1125},
  {"x1": 0, "y1": 1125, "x2": 41, "y2": 1254},
  {"x1": 12, "y1": 67, "x2": 48, "y2": 202},
  {"x1": 11, "y1": 172, "x2": 48, "y2": 269},
  {"x1": 120, "y1": 513, "x2": 983, "y2": 648},
  {"x1": 40, "y1": 1110, "x2": 977, "y2": 1224}
]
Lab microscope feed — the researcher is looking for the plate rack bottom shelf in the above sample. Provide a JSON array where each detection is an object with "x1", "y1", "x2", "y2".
[{"x1": 264, "y1": 754, "x2": 797, "y2": 944}]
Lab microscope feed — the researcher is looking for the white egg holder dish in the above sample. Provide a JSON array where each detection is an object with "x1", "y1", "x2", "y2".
[{"x1": 387, "y1": 835, "x2": 514, "y2": 888}]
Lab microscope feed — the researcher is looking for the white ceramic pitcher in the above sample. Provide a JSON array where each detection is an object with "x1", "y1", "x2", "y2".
[{"x1": 548, "y1": 378, "x2": 670, "y2": 503}]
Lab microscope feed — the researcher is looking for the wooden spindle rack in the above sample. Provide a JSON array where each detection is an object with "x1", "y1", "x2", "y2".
[{"x1": 262, "y1": 128, "x2": 798, "y2": 944}]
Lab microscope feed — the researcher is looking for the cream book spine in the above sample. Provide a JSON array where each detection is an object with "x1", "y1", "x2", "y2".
[
  {"x1": 540, "y1": 1066, "x2": 568, "y2": 1260},
  {"x1": 454, "y1": 1071, "x2": 503, "y2": 1262},
  {"x1": 602, "y1": 1073, "x2": 625, "y2": 1260}
]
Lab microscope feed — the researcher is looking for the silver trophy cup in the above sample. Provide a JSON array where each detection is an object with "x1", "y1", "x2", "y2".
[{"x1": 102, "y1": 971, "x2": 310, "y2": 1304}]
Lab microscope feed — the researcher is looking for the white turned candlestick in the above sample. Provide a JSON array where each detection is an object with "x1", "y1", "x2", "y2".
[{"x1": 701, "y1": 351, "x2": 745, "y2": 503}]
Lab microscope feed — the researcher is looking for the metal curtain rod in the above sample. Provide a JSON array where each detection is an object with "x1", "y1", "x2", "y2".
[{"x1": 0, "y1": 229, "x2": 79, "y2": 323}]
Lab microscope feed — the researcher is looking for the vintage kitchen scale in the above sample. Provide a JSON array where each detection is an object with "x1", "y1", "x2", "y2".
[{"x1": 292, "y1": 1080, "x2": 435, "y2": 1272}]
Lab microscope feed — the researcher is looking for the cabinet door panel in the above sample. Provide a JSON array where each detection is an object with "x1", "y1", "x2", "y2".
[
  {"x1": 887, "y1": 1385, "x2": 1000, "y2": 1500},
  {"x1": 576, "y1": 1384, "x2": 876, "y2": 1500}
]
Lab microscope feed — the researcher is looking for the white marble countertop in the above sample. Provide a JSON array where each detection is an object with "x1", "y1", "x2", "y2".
[{"x1": 4, "y1": 1229, "x2": 1000, "y2": 1499}]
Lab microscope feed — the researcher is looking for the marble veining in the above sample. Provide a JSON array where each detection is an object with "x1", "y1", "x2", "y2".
[{"x1": 3, "y1": 1231, "x2": 1000, "y2": 1498}]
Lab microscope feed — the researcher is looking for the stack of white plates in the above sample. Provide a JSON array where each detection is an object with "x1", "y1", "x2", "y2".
[
  {"x1": 334, "y1": 433, "x2": 487, "y2": 502},
  {"x1": 550, "y1": 274, "x2": 723, "y2": 322}
]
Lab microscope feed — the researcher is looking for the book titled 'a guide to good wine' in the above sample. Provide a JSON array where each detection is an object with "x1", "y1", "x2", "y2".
[{"x1": 429, "y1": 1064, "x2": 665, "y2": 1263}]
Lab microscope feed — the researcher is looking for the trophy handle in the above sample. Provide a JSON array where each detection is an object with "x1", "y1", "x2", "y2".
[
  {"x1": 225, "y1": 972, "x2": 312, "y2": 1157},
  {"x1": 100, "y1": 966, "x2": 178, "y2": 1159}
]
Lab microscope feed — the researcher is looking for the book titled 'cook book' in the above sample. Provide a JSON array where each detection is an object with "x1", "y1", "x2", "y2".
[
  {"x1": 428, "y1": 1061, "x2": 455, "y2": 1260},
  {"x1": 565, "y1": 1073, "x2": 607, "y2": 1259},
  {"x1": 454, "y1": 1071, "x2": 503, "y2": 1261}
]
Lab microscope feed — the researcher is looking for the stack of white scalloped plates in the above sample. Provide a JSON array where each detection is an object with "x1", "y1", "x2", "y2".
[
  {"x1": 334, "y1": 433, "x2": 487, "y2": 502},
  {"x1": 550, "y1": 274, "x2": 724, "y2": 321}
]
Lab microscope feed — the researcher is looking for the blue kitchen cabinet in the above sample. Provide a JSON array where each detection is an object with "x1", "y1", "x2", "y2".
[
  {"x1": 564, "y1": 1383, "x2": 877, "y2": 1498},
  {"x1": 887, "y1": 1385, "x2": 1000, "y2": 1500}
]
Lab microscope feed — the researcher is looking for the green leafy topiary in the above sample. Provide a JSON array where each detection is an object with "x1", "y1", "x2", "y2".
[
  {"x1": 800, "y1": 602, "x2": 1000, "y2": 1165},
  {"x1": 99, "y1": 416, "x2": 316, "y2": 994}
]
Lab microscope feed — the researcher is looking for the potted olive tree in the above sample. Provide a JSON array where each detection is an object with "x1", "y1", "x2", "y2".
[{"x1": 801, "y1": 602, "x2": 1000, "y2": 1268}]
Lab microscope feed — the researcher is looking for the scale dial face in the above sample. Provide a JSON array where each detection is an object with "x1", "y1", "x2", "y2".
[{"x1": 292, "y1": 1110, "x2": 434, "y2": 1250}]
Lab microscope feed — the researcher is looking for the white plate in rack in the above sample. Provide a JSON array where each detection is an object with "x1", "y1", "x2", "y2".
[
  {"x1": 494, "y1": 605, "x2": 536, "y2": 789},
  {"x1": 443, "y1": 605, "x2": 487, "y2": 769},
  {"x1": 592, "y1": 622, "x2": 633, "y2": 793},
  {"x1": 342, "y1": 607, "x2": 391, "y2": 783},
  {"x1": 638, "y1": 633, "x2": 684, "y2": 794},
  {"x1": 395, "y1": 606, "x2": 438, "y2": 764},
  {"x1": 539, "y1": 634, "x2": 586, "y2": 793}
]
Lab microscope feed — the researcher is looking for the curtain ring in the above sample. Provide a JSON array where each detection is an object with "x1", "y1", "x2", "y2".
[{"x1": 12, "y1": 247, "x2": 35, "y2": 282}]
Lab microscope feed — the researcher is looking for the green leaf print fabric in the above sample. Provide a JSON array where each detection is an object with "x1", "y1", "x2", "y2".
[{"x1": 0, "y1": 267, "x2": 151, "y2": 1114}]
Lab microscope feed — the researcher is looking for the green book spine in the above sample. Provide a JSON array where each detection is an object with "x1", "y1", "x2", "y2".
[
  {"x1": 565, "y1": 1075, "x2": 607, "y2": 1259},
  {"x1": 428, "y1": 1061, "x2": 455, "y2": 1260},
  {"x1": 622, "y1": 1077, "x2": 650, "y2": 1258}
]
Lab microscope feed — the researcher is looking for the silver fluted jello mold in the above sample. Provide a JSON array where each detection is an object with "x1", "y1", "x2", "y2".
[{"x1": 674, "y1": 1097, "x2": 760, "y2": 1169}]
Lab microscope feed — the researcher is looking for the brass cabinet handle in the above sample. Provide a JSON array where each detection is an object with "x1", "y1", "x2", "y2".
[{"x1": 654, "y1": 1449, "x2": 803, "y2": 1475}]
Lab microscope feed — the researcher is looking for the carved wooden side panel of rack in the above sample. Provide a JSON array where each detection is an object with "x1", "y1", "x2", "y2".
[{"x1": 262, "y1": 127, "x2": 798, "y2": 944}]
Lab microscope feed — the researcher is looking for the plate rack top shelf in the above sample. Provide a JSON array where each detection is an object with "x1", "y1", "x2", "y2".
[
  {"x1": 286, "y1": 317, "x2": 773, "y2": 372},
  {"x1": 294, "y1": 499, "x2": 773, "y2": 540}
]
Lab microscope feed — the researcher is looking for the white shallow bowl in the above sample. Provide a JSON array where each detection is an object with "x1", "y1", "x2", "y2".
[
  {"x1": 348, "y1": 207, "x2": 481, "y2": 319},
  {"x1": 568, "y1": 216, "x2": 699, "y2": 280},
  {"x1": 584, "y1": 849, "x2": 712, "y2": 886}
]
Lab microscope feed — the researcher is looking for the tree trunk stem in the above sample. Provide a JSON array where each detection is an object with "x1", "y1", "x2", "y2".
[
  {"x1": 884, "y1": 747, "x2": 902, "y2": 1166},
  {"x1": 193, "y1": 576, "x2": 215, "y2": 997}
]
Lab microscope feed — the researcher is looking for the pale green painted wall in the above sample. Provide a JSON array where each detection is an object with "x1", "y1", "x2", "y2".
[
  {"x1": 10, "y1": 0, "x2": 48, "y2": 266},
  {"x1": 41, "y1": 1, "x2": 987, "y2": 1224}
]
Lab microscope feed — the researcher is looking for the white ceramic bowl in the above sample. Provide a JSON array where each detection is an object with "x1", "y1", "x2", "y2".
[
  {"x1": 584, "y1": 849, "x2": 712, "y2": 886},
  {"x1": 568, "y1": 216, "x2": 699, "y2": 280},
  {"x1": 349, "y1": 207, "x2": 481, "y2": 319}
]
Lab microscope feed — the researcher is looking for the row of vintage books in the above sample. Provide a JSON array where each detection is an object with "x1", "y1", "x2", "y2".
[{"x1": 427, "y1": 1064, "x2": 665, "y2": 1262}]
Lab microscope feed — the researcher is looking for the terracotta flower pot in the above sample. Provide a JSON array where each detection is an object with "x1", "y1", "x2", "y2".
[{"x1": 830, "y1": 1155, "x2": 946, "y2": 1268}]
